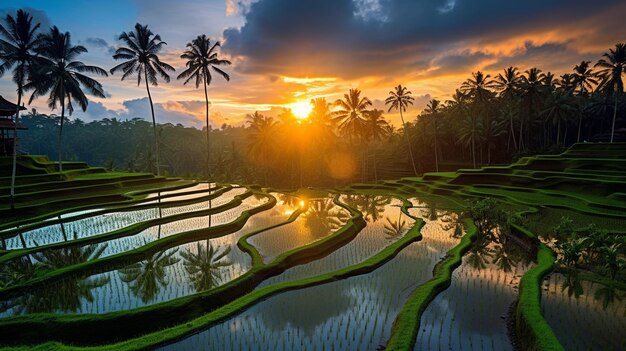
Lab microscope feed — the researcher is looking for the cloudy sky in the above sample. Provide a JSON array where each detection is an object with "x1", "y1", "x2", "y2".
[{"x1": 0, "y1": 0, "x2": 624, "y2": 128}]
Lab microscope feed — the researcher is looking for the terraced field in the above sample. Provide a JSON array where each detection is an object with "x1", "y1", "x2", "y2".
[{"x1": 0, "y1": 144, "x2": 624, "y2": 350}]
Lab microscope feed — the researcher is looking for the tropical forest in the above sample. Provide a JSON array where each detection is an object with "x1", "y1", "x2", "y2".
[{"x1": 0, "y1": 1, "x2": 624, "y2": 350}]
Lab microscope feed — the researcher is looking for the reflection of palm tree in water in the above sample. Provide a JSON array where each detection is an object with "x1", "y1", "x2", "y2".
[
  {"x1": 1, "y1": 243, "x2": 109, "y2": 314},
  {"x1": 32, "y1": 242, "x2": 108, "y2": 271},
  {"x1": 466, "y1": 235, "x2": 494, "y2": 270},
  {"x1": 303, "y1": 199, "x2": 348, "y2": 238},
  {"x1": 277, "y1": 193, "x2": 299, "y2": 207},
  {"x1": 180, "y1": 242, "x2": 231, "y2": 292},
  {"x1": 383, "y1": 215, "x2": 408, "y2": 241},
  {"x1": 0, "y1": 256, "x2": 35, "y2": 289},
  {"x1": 560, "y1": 271, "x2": 583, "y2": 299},
  {"x1": 593, "y1": 283, "x2": 622, "y2": 309},
  {"x1": 439, "y1": 211, "x2": 464, "y2": 239},
  {"x1": 420, "y1": 202, "x2": 439, "y2": 221},
  {"x1": 118, "y1": 248, "x2": 179, "y2": 303},
  {"x1": 343, "y1": 195, "x2": 391, "y2": 222}
]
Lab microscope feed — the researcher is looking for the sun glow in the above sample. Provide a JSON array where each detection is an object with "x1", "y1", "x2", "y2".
[{"x1": 288, "y1": 100, "x2": 313, "y2": 119}]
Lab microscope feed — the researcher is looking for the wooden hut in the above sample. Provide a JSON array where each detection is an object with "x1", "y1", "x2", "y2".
[{"x1": 0, "y1": 95, "x2": 27, "y2": 156}]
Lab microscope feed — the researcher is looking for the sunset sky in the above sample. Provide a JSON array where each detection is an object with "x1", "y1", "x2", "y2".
[{"x1": 1, "y1": 0, "x2": 624, "y2": 128}]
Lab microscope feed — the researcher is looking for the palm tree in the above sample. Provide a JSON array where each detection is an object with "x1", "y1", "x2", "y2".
[
  {"x1": 573, "y1": 61, "x2": 597, "y2": 95},
  {"x1": 334, "y1": 88, "x2": 371, "y2": 140},
  {"x1": 423, "y1": 99, "x2": 442, "y2": 172},
  {"x1": 177, "y1": 35, "x2": 231, "y2": 181},
  {"x1": 461, "y1": 71, "x2": 496, "y2": 165},
  {"x1": 494, "y1": 67, "x2": 521, "y2": 150},
  {"x1": 385, "y1": 85, "x2": 417, "y2": 175},
  {"x1": 542, "y1": 90, "x2": 575, "y2": 147},
  {"x1": 364, "y1": 109, "x2": 389, "y2": 182},
  {"x1": 334, "y1": 88, "x2": 372, "y2": 180},
  {"x1": 247, "y1": 114, "x2": 279, "y2": 183},
  {"x1": 460, "y1": 71, "x2": 497, "y2": 103},
  {"x1": 519, "y1": 68, "x2": 547, "y2": 150},
  {"x1": 180, "y1": 242, "x2": 231, "y2": 292},
  {"x1": 595, "y1": 43, "x2": 625, "y2": 143},
  {"x1": 0, "y1": 9, "x2": 41, "y2": 210},
  {"x1": 27, "y1": 26, "x2": 107, "y2": 175},
  {"x1": 110, "y1": 23, "x2": 175, "y2": 175}
]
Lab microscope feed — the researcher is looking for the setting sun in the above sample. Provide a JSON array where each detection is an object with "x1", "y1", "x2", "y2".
[{"x1": 288, "y1": 100, "x2": 312, "y2": 119}]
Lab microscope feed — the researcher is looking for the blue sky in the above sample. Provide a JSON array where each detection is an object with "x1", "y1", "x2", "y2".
[{"x1": 1, "y1": 0, "x2": 624, "y2": 128}]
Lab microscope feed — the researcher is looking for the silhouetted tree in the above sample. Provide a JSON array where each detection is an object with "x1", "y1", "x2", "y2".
[
  {"x1": 178, "y1": 35, "x2": 231, "y2": 181},
  {"x1": 111, "y1": 23, "x2": 174, "y2": 175},
  {"x1": 27, "y1": 26, "x2": 107, "y2": 174}
]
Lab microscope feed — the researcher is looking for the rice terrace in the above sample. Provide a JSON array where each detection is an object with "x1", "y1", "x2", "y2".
[{"x1": 0, "y1": 1, "x2": 625, "y2": 350}]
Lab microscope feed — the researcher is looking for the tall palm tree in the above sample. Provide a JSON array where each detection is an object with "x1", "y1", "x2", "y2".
[
  {"x1": 0, "y1": 9, "x2": 41, "y2": 210},
  {"x1": 334, "y1": 88, "x2": 372, "y2": 140},
  {"x1": 542, "y1": 91, "x2": 575, "y2": 147},
  {"x1": 110, "y1": 23, "x2": 174, "y2": 175},
  {"x1": 385, "y1": 85, "x2": 417, "y2": 175},
  {"x1": 27, "y1": 26, "x2": 107, "y2": 175},
  {"x1": 364, "y1": 109, "x2": 389, "y2": 181},
  {"x1": 423, "y1": 99, "x2": 442, "y2": 172},
  {"x1": 573, "y1": 61, "x2": 597, "y2": 95},
  {"x1": 177, "y1": 35, "x2": 231, "y2": 181},
  {"x1": 519, "y1": 68, "x2": 547, "y2": 150},
  {"x1": 461, "y1": 71, "x2": 496, "y2": 165},
  {"x1": 495, "y1": 67, "x2": 521, "y2": 149},
  {"x1": 247, "y1": 114, "x2": 279, "y2": 183},
  {"x1": 334, "y1": 88, "x2": 372, "y2": 180},
  {"x1": 595, "y1": 43, "x2": 625, "y2": 143}
]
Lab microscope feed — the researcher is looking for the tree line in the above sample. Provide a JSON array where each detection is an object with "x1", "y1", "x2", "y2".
[
  {"x1": 0, "y1": 9, "x2": 229, "y2": 209},
  {"x1": 1, "y1": 9, "x2": 625, "y2": 190}
]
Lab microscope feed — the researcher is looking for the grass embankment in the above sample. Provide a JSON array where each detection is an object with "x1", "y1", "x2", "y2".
[
  {"x1": 385, "y1": 218, "x2": 478, "y2": 350},
  {"x1": 0, "y1": 185, "x2": 236, "y2": 265},
  {"x1": 0, "y1": 184, "x2": 228, "y2": 243},
  {"x1": 0, "y1": 189, "x2": 267, "y2": 300},
  {"x1": 0, "y1": 155, "x2": 199, "y2": 222},
  {"x1": 0, "y1": 202, "x2": 423, "y2": 351},
  {"x1": 0, "y1": 194, "x2": 366, "y2": 345},
  {"x1": 514, "y1": 243, "x2": 564, "y2": 351}
]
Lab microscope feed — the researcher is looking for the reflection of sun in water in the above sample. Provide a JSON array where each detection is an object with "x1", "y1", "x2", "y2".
[{"x1": 289, "y1": 100, "x2": 312, "y2": 119}]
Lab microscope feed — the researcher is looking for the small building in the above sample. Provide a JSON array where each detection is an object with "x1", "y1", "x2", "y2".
[{"x1": 0, "y1": 95, "x2": 27, "y2": 156}]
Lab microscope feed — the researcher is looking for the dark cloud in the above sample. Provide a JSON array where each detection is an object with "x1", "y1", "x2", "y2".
[
  {"x1": 222, "y1": 0, "x2": 623, "y2": 79},
  {"x1": 84, "y1": 37, "x2": 116, "y2": 55},
  {"x1": 484, "y1": 42, "x2": 590, "y2": 73},
  {"x1": 431, "y1": 51, "x2": 494, "y2": 74}
]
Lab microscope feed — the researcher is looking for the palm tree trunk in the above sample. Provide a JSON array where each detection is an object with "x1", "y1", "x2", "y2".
[
  {"x1": 9, "y1": 89, "x2": 22, "y2": 211},
  {"x1": 577, "y1": 112, "x2": 583, "y2": 143},
  {"x1": 556, "y1": 120, "x2": 561, "y2": 147},
  {"x1": 203, "y1": 70, "x2": 210, "y2": 182},
  {"x1": 610, "y1": 94, "x2": 617, "y2": 143},
  {"x1": 509, "y1": 113, "x2": 517, "y2": 151},
  {"x1": 471, "y1": 116, "x2": 476, "y2": 168},
  {"x1": 434, "y1": 118, "x2": 439, "y2": 172},
  {"x1": 58, "y1": 94, "x2": 66, "y2": 175},
  {"x1": 399, "y1": 109, "x2": 418, "y2": 176},
  {"x1": 518, "y1": 119, "x2": 524, "y2": 152},
  {"x1": 373, "y1": 144, "x2": 378, "y2": 182},
  {"x1": 145, "y1": 70, "x2": 160, "y2": 176}
]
